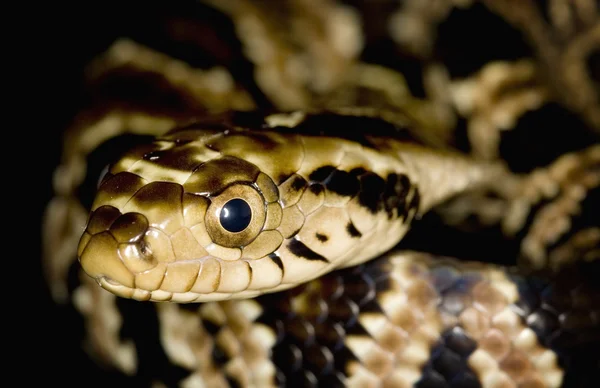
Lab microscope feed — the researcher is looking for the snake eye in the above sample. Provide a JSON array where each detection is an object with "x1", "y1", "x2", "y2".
[
  {"x1": 220, "y1": 198, "x2": 252, "y2": 232},
  {"x1": 205, "y1": 184, "x2": 267, "y2": 248}
]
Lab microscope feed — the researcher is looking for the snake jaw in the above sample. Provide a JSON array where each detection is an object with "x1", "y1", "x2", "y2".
[
  {"x1": 91, "y1": 253, "x2": 291, "y2": 303},
  {"x1": 78, "y1": 203, "x2": 290, "y2": 302}
]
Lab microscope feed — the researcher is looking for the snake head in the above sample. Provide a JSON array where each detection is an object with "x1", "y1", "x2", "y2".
[
  {"x1": 77, "y1": 125, "x2": 302, "y2": 302},
  {"x1": 78, "y1": 114, "x2": 424, "y2": 302}
]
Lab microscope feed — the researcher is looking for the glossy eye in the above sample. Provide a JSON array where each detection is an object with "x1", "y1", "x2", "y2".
[
  {"x1": 220, "y1": 198, "x2": 252, "y2": 232},
  {"x1": 205, "y1": 184, "x2": 267, "y2": 248}
]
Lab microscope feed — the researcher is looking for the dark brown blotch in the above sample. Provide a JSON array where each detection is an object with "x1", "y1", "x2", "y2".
[
  {"x1": 184, "y1": 156, "x2": 260, "y2": 195},
  {"x1": 287, "y1": 238, "x2": 329, "y2": 262},
  {"x1": 291, "y1": 175, "x2": 308, "y2": 191},
  {"x1": 316, "y1": 233, "x2": 329, "y2": 242},
  {"x1": 326, "y1": 170, "x2": 360, "y2": 197},
  {"x1": 268, "y1": 252, "x2": 285, "y2": 275},
  {"x1": 383, "y1": 173, "x2": 411, "y2": 219},
  {"x1": 310, "y1": 166, "x2": 360, "y2": 197},
  {"x1": 309, "y1": 166, "x2": 336, "y2": 182},
  {"x1": 128, "y1": 181, "x2": 183, "y2": 210},
  {"x1": 87, "y1": 205, "x2": 122, "y2": 235},
  {"x1": 309, "y1": 183, "x2": 324, "y2": 195},
  {"x1": 346, "y1": 222, "x2": 362, "y2": 238},
  {"x1": 357, "y1": 172, "x2": 386, "y2": 213},
  {"x1": 279, "y1": 174, "x2": 308, "y2": 206}
]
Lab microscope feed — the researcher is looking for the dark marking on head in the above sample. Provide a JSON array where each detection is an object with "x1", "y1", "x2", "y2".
[
  {"x1": 309, "y1": 183, "x2": 324, "y2": 195},
  {"x1": 268, "y1": 253, "x2": 285, "y2": 274},
  {"x1": 326, "y1": 170, "x2": 360, "y2": 197},
  {"x1": 383, "y1": 173, "x2": 411, "y2": 218},
  {"x1": 291, "y1": 175, "x2": 308, "y2": 191},
  {"x1": 309, "y1": 166, "x2": 336, "y2": 182},
  {"x1": 346, "y1": 222, "x2": 362, "y2": 238},
  {"x1": 315, "y1": 233, "x2": 329, "y2": 242},
  {"x1": 128, "y1": 181, "x2": 184, "y2": 211},
  {"x1": 288, "y1": 227, "x2": 302, "y2": 239},
  {"x1": 277, "y1": 174, "x2": 292, "y2": 185},
  {"x1": 358, "y1": 173, "x2": 386, "y2": 213},
  {"x1": 309, "y1": 166, "x2": 360, "y2": 197},
  {"x1": 287, "y1": 239, "x2": 329, "y2": 262},
  {"x1": 279, "y1": 175, "x2": 308, "y2": 206},
  {"x1": 184, "y1": 156, "x2": 260, "y2": 195}
]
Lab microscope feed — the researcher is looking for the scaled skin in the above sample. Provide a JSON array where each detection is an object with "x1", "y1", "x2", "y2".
[{"x1": 78, "y1": 112, "x2": 507, "y2": 302}]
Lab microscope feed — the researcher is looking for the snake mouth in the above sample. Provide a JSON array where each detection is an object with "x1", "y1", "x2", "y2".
[
  {"x1": 79, "y1": 243, "x2": 276, "y2": 303},
  {"x1": 97, "y1": 272, "x2": 266, "y2": 303},
  {"x1": 80, "y1": 238, "x2": 282, "y2": 303},
  {"x1": 90, "y1": 250, "x2": 292, "y2": 303},
  {"x1": 78, "y1": 206, "x2": 288, "y2": 302}
]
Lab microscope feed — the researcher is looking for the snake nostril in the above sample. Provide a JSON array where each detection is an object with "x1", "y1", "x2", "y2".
[
  {"x1": 119, "y1": 238, "x2": 158, "y2": 273},
  {"x1": 140, "y1": 240, "x2": 152, "y2": 256}
]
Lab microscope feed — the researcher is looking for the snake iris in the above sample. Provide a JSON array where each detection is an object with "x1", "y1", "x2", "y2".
[{"x1": 78, "y1": 112, "x2": 504, "y2": 303}]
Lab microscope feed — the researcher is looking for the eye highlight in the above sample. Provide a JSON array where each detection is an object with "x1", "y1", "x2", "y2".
[{"x1": 220, "y1": 198, "x2": 252, "y2": 232}]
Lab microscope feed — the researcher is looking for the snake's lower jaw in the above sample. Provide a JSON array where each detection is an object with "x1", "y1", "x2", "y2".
[
  {"x1": 95, "y1": 272, "x2": 270, "y2": 303},
  {"x1": 78, "y1": 229, "x2": 288, "y2": 302}
]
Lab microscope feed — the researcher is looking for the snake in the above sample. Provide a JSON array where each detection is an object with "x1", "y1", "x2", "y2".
[{"x1": 43, "y1": 1, "x2": 600, "y2": 387}]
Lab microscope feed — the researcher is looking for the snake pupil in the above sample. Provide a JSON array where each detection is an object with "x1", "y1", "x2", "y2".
[{"x1": 220, "y1": 198, "x2": 252, "y2": 233}]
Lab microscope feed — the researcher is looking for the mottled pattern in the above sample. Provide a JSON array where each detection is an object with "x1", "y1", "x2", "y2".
[{"x1": 70, "y1": 251, "x2": 595, "y2": 388}]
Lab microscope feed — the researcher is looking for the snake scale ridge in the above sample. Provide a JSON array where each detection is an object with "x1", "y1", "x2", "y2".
[{"x1": 43, "y1": 1, "x2": 600, "y2": 387}]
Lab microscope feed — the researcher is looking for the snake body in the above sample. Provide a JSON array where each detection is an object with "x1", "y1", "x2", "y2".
[{"x1": 42, "y1": 1, "x2": 600, "y2": 387}]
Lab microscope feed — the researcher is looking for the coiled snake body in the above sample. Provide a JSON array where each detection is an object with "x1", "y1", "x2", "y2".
[{"x1": 43, "y1": 2, "x2": 600, "y2": 387}]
